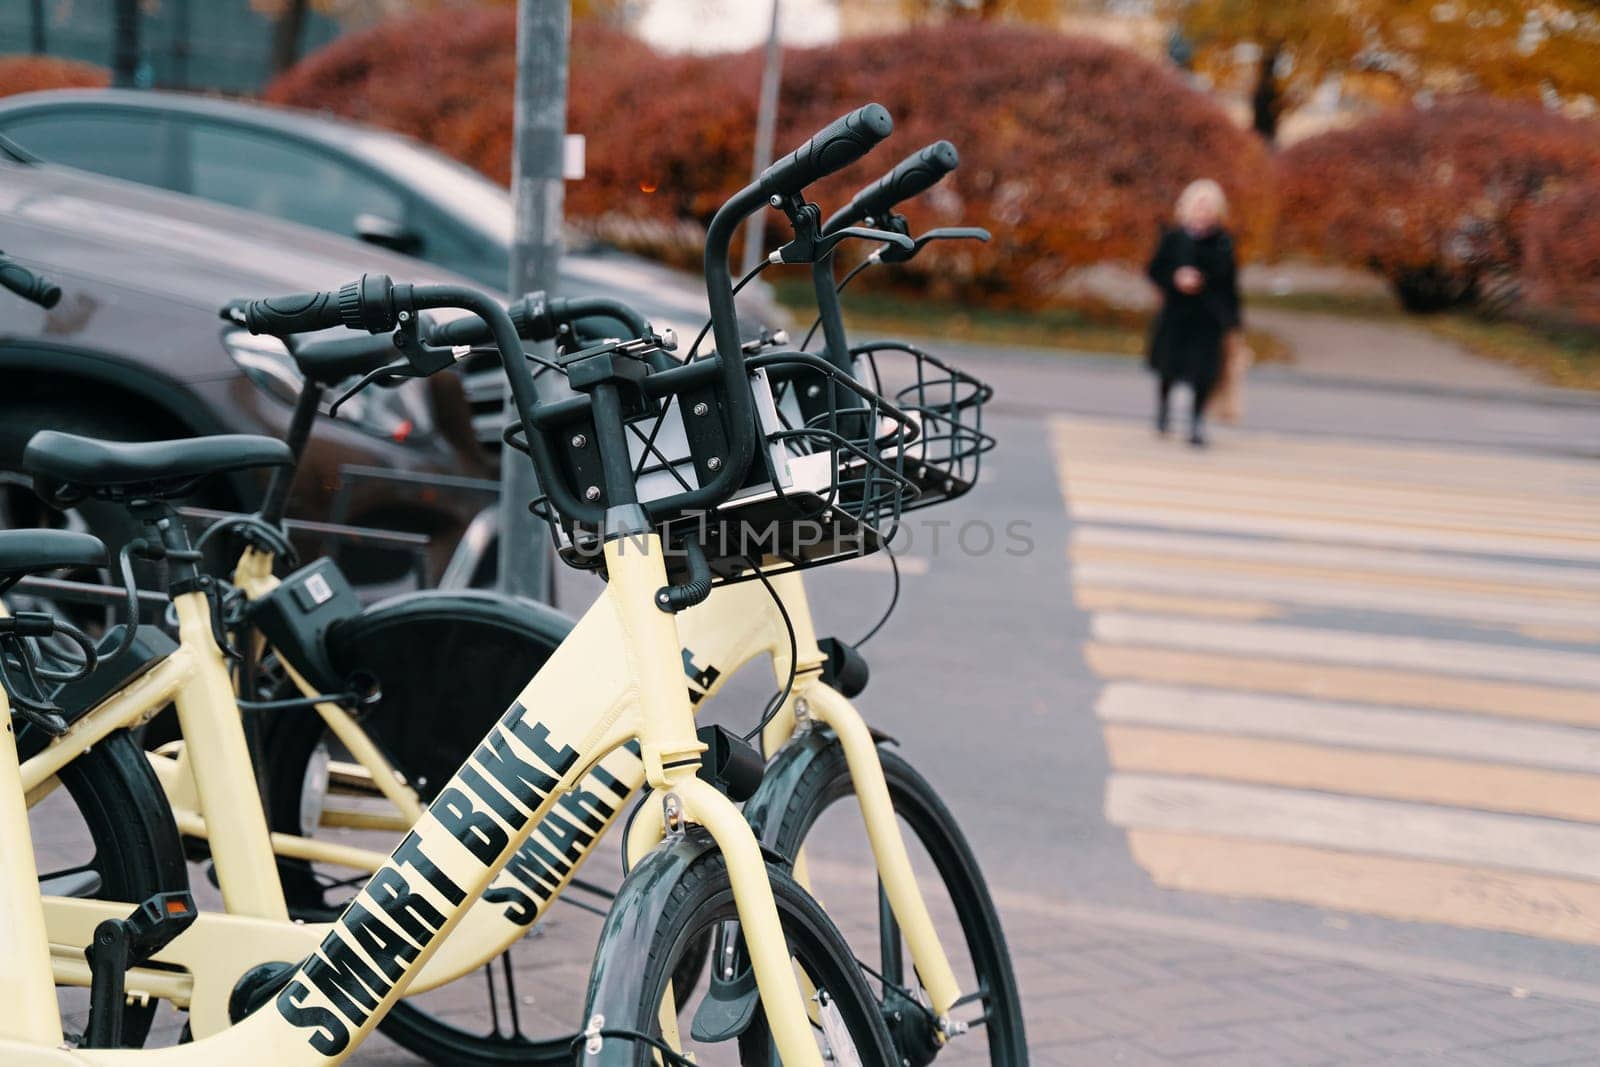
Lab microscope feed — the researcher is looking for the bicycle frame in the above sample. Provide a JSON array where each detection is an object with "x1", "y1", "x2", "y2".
[
  {"x1": 3, "y1": 533, "x2": 834, "y2": 1065},
  {"x1": 239, "y1": 544, "x2": 964, "y2": 1027},
  {"x1": 18, "y1": 544, "x2": 965, "y2": 1046}
]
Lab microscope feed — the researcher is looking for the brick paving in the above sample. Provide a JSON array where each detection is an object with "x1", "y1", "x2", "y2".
[{"x1": 327, "y1": 887, "x2": 1600, "y2": 1065}]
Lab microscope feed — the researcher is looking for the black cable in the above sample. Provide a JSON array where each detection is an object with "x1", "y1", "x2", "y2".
[
  {"x1": 686, "y1": 260, "x2": 771, "y2": 361},
  {"x1": 741, "y1": 557, "x2": 798, "y2": 744},
  {"x1": 569, "y1": 1029, "x2": 696, "y2": 1066},
  {"x1": 851, "y1": 541, "x2": 900, "y2": 649},
  {"x1": 801, "y1": 256, "x2": 876, "y2": 351}
]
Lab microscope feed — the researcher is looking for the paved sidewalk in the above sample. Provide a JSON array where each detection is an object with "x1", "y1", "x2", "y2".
[
  {"x1": 1000, "y1": 900, "x2": 1600, "y2": 1067},
  {"x1": 1247, "y1": 307, "x2": 1549, "y2": 395}
]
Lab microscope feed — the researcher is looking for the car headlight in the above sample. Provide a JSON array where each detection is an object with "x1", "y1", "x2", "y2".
[{"x1": 222, "y1": 329, "x2": 435, "y2": 445}]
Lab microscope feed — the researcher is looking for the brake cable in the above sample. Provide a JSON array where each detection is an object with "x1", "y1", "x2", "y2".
[
  {"x1": 801, "y1": 255, "x2": 877, "y2": 351},
  {"x1": 851, "y1": 540, "x2": 901, "y2": 649},
  {"x1": 569, "y1": 1025, "x2": 697, "y2": 1065},
  {"x1": 740, "y1": 556, "x2": 799, "y2": 744},
  {"x1": 685, "y1": 259, "x2": 772, "y2": 361}
]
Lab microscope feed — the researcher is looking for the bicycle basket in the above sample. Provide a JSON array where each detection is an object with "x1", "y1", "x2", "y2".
[
  {"x1": 515, "y1": 347, "x2": 919, "y2": 585},
  {"x1": 848, "y1": 341, "x2": 994, "y2": 509}
]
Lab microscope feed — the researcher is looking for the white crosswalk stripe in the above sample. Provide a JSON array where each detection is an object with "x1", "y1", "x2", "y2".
[{"x1": 1052, "y1": 416, "x2": 1600, "y2": 945}]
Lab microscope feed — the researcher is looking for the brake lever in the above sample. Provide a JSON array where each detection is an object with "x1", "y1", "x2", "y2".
[
  {"x1": 770, "y1": 191, "x2": 917, "y2": 265},
  {"x1": 778, "y1": 224, "x2": 913, "y2": 264},
  {"x1": 878, "y1": 226, "x2": 991, "y2": 265},
  {"x1": 327, "y1": 318, "x2": 461, "y2": 417}
]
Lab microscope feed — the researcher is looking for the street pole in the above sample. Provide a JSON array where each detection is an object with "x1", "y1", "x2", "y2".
[
  {"x1": 499, "y1": 0, "x2": 568, "y2": 604},
  {"x1": 739, "y1": 0, "x2": 783, "y2": 276},
  {"x1": 171, "y1": 0, "x2": 191, "y2": 90},
  {"x1": 111, "y1": 0, "x2": 140, "y2": 88},
  {"x1": 29, "y1": 0, "x2": 45, "y2": 54}
]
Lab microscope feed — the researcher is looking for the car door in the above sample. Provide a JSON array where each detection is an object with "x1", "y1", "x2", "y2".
[
  {"x1": 180, "y1": 120, "x2": 410, "y2": 244},
  {"x1": 0, "y1": 106, "x2": 182, "y2": 189}
]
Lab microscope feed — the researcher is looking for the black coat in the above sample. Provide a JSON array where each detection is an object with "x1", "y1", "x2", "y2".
[{"x1": 1145, "y1": 227, "x2": 1240, "y2": 389}]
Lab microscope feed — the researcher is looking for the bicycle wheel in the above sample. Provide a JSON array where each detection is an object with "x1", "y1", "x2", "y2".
[
  {"x1": 583, "y1": 846, "x2": 898, "y2": 1066},
  {"x1": 255, "y1": 593, "x2": 596, "y2": 1064},
  {"x1": 28, "y1": 727, "x2": 190, "y2": 1047},
  {"x1": 753, "y1": 738, "x2": 1027, "y2": 1065}
]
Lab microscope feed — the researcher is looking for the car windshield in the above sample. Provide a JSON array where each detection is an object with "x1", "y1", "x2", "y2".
[{"x1": 347, "y1": 132, "x2": 513, "y2": 245}]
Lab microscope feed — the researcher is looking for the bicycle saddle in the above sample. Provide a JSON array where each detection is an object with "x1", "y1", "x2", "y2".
[
  {"x1": 23, "y1": 431, "x2": 293, "y2": 506},
  {"x1": 0, "y1": 529, "x2": 107, "y2": 585},
  {"x1": 288, "y1": 331, "x2": 403, "y2": 386}
]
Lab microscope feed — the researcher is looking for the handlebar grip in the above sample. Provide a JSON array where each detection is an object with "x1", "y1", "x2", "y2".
[
  {"x1": 431, "y1": 295, "x2": 542, "y2": 347},
  {"x1": 837, "y1": 140, "x2": 958, "y2": 231},
  {"x1": 759, "y1": 103, "x2": 893, "y2": 199},
  {"x1": 223, "y1": 274, "x2": 397, "y2": 336},
  {"x1": 0, "y1": 259, "x2": 62, "y2": 309}
]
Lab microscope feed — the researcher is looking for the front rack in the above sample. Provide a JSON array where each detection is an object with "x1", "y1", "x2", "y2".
[
  {"x1": 511, "y1": 348, "x2": 920, "y2": 586},
  {"x1": 849, "y1": 341, "x2": 994, "y2": 510}
]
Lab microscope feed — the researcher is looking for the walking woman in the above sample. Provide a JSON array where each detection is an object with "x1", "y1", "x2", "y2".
[{"x1": 1145, "y1": 179, "x2": 1241, "y2": 447}]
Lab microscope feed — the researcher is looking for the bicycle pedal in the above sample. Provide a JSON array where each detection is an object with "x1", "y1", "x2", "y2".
[{"x1": 82, "y1": 891, "x2": 197, "y2": 1049}]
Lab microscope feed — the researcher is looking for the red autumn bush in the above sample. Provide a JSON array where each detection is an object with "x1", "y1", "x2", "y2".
[
  {"x1": 269, "y1": 15, "x2": 1270, "y2": 309},
  {"x1": 1521, "y1": 184, "x2": 1600, "y2": 328},
  {"x1": 1278, "y1": 97, "x2": 1600, "y2": 312},
  {"x1": 0, "y1": 55, "x2": 109, "y2": 98},
  {"x1": 266, "y1": 12, "x2": 656, "y2": 189}
]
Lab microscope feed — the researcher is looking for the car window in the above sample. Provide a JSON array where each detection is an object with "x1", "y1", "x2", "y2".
[
  {"x1": 186, "y1": 123, "x2": 403, "y2": 237},
  {"x1": 0, "y1": 111, "x2": 175, "y2": 188},
  {"x1": 406, "y1": 199, "x2": 502, "y2": 288}
]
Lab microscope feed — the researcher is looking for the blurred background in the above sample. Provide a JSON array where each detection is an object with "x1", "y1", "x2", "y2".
[
  {"x1": 5, "y1": 3, "x2": 1600, "y2": 1063},
  {"x1": 4, "y1": 0, "x2": 1598, "y2": 386}
]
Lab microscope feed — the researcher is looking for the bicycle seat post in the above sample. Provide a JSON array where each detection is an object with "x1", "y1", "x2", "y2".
[{"x1": 257, "y1": 379, "x2": 322, "y2": 529}]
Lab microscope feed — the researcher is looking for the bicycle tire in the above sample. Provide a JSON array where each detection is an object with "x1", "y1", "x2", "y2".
[
  {"x1": 582, "y1": 845, "x2": 898, "y2": 1066},
  {"x1": 756, "y1": 739, "x2": 1027, "y2": 1065},
  {"x1": 256, "y1": 592, "x2": 583, "y2": 1064},
  {"x1": 45, "y1": 727, "x2": 191, "y2": 1047}
]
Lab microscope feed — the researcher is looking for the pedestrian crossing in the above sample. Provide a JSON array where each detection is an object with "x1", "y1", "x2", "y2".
[{"x1": 1051, "y1": 416, "x2": 1600, "y2": 946}]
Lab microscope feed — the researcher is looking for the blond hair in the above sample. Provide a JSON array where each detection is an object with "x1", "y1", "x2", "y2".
[{"x1": 1176, "y1": 179, "x2": 1228, "y2": 226}]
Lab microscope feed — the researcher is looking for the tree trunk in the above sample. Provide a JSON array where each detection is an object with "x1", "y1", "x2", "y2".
[
  {"x1": 1251, "y1": 41, "x2": 1282, "y2": 143},
  {"x1": 270, "y1": 0, "x2": 310, "y2": 75}
]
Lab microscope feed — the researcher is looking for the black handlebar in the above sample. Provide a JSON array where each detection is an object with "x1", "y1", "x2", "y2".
[
  {"x1": 221, "y1": 274, "x2": 399, "y2": 336},
  {"x1": 429, "y1": 293, "x2": 650, "y2": 348},
  {"x1": 0, "y1": 253, "x2": 62, "y2": 310},
  {"x1": 225, "y1": 103, "x2": 898, "y2": 531},
  {"x1": 825, "y1": 140, "x2": 959, "y2": 235},
  {"x1": 758, "y1": 103, "x2": 892, "y2": 200}
]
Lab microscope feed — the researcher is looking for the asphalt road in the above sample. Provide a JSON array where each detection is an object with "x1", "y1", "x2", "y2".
[
  {"x1": 780, "y1": 344, "x2": 1600, "y2": 991},
  {"x1": 27, "y1": 339, "x2": 1600, "y2": 1061}
]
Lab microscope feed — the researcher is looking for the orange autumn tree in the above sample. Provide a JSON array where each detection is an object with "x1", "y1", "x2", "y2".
[{"x1": 1167, "y1": 0, "x2": 1600, "y2": 142}]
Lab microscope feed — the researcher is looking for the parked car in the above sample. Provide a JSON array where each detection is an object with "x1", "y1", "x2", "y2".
[
  {"x1": 0, "y1": 89, "x2": 779, "y2": 449},
  {"x1": 0, "y1": 149, "x2": 496, "y2": 588}
]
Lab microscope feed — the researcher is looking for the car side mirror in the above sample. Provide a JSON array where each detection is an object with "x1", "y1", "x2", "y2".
[{"x1": 354, "y1": 213, "x2": 422, "y2": 255}]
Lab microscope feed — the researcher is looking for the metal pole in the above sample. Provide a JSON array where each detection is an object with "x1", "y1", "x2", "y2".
[
  {"x1": 29, "y1": 0, "x2": 45, "y2": 54},
  {"x1": 171, "y1": 0, "x2": 190, "y2": 90},
  {"x1": 739, "y1": 0, "x2": 783, "y2": 276},
  {"x1": 111, "y1": 0, "x2": 140, "y2": 88},
  {"x1": 498, "y1": 0, "x2": 568, "y2": 604}
]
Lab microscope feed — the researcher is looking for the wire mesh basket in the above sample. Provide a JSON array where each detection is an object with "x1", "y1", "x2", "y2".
[
  {"x1": 512, "y1": 347, "x2": 920, "y2": 585},
  {"x1": 848, "y1": 341, "x2": 994, "y2": 509}
]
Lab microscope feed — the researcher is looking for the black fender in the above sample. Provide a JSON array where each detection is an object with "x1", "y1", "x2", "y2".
[
  {"x1": 310, "y1": 589, "x2": 574, "y2": 800},
  {"x1": 579, "y1": 826, "x2": 725, "y2": 1064},
  {"x1": 336, "y1": 588, "x2": 575, "y2": 648},
  {"x1": 742, "y1": 723, "x2": 898, "y2": 863}
]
